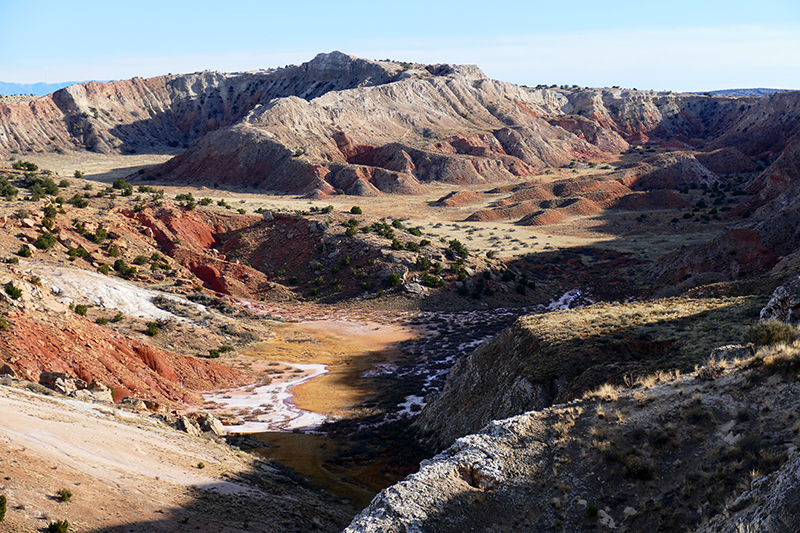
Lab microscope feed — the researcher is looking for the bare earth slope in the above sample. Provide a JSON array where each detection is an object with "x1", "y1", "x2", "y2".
[{"x1": 0, "y1": 383, "x2": 352, "y2": 532}]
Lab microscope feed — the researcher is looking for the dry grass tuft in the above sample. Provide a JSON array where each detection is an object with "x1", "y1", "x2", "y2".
[{"x1": 584, "y1": 383, "x2": 620, "y2": 402}]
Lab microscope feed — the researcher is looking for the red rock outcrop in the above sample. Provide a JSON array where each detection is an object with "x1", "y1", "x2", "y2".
[
  {"x1": 435, "y1": 191, "x2": 485, "y2": 207},
  {"x1": 0, "y1": 311, "x2": 251, "y2": 405},
  {"x1": 128, "y1": 205, "x2": 272, "y2": 299}
]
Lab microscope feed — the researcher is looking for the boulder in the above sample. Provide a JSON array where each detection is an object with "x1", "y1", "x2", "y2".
[
  {"x1": 177, "y1": 415, "x2": 202, "y2": 437},
  {"x1": 404, "y1": 282, "x2": 428, "y2": 295},
  {"x1": 119, "y1": 396, "x2": 147, "y2": 410},
  {"x1": 708, "y1": 344, "x2": 756, "y2": 361},
  {"x1": 378, "y1": 264, "x2": 409, "y2": 281},
  {"x1": 0, "y1": 363, "x2": 16, "y2": 377},
  {"x1": 39, "y1": 372, "x2": 87, "y2": 395},
  {"x1": 760, "y1": 276, "x2": 800, "y2": 324},
  {"x1": 69, "y1": 389, "x2": 96, "y2": 403},
  {"x1": 199, "y1": 414, "x2": 226, "y2": 436}
]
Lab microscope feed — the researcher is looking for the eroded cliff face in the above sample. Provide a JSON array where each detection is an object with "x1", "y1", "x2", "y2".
[
  {"x1": 0, "y1": 51, "x2": 406, "y2": 155},
  {"x1": 348, "y1": 355, "x2": 800, "y2": 533}
]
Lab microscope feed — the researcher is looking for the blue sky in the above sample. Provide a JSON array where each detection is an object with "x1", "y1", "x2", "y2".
[{"x1": 1, "y1": 0, "x2": 798, "y2": 91}]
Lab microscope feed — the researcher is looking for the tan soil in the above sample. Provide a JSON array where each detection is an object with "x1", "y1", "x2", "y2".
[
  {"x1": 0, "y1": 385, "x2": 352, "y2": 532},
  {"x1": 239, "y1": 319, "x2": 415, "y2": 417}
]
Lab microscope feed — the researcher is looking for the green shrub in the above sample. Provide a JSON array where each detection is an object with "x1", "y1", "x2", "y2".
[
  {"x1": 345, "y1": 226, "x2": 357, "y2": 237},
  {"x1": 16, "y1": 209, "x2": 29, "y2": 219},
  {"x1": 288, "y1": 276, "x2": 298, "y2": 285},
  {"x1": 95, "y1": 317, "x2": 109, "y2": 325},
  {"x1": 107, "y1": 245, "x2": 120, "y2": 257},
  {"x1": 218, "y1": 345, "x2": 233, "y2": 353},
  {"x1": 112, "y1": 312, "x2": 124, "y2": 323},
  {"x1": 56, "y1": 488, "x2": 73, "y2": 502},
  {"x1": 585, "y1": 505, "x2": 599, "y2": 520},
  {"x1": 350, "y1": 206, "x2": 362, "y2": 214},
  {"x1": 743, "y1": 320, "x2": 798, "y2": 346},
  {"x1": 132, "y1": 255, "x2": 148, "y2": 265},
  {"x1": 416, "y1": 256, "x2": 431, "y2": 271},
  {"x1": 0, "y1": 177, "x2": 18, "y2": 200},
  {"x1": 97, "y1": 265, "x2": 110, "y2": 275},
  {"x1": 74, "y1": 304, "x2": 88, "y2": 316},
  {"x1": 623, "y1": 454, "x2": 655, "y2": 480},
  {"x1": 208, "y1": 349, "x2": 220, "y2": 358},
  {"x1": 4, "y1": 283, "x2": 22, "y2": 300},
  {"x1": 391, "y1": 219, "x2": 403, "y2": 229},
  {"x1": 422, "y1": 273, "x2": 445, "y2": 288},
  {"x1": 48, "y1": 519, "x2": 70, "y2": 533},
  {"x1": 0, "y1": 493, "x2": 6, "y2": 523},
  {"x1": 68, "y1": 247, "x2": 91, "y2": 260},
  {"x1": 17, "y1": 245, "x2": 32, "y2": 258},
  {"x1": 67, "y1": 194, "x2": 88, "y2": 208},
  {"x1": 112, "y1": 179, "x2": 132, "y2": 192},
  {"x1": 407, "y1": 227, "x2": 422, "y2": 236},
  {"x1": 385, "y1": 273, "x2": 402, "y2": 287},
  {"x1": 145, "y1": 322, "x2": 159, "y2": 336},
  {"x1": 92, "y1": 228, "x2": 107, "y2": 244},
  {"x1": 12, "y1": 160, "x2": 38, "y2": 171},
  {"x1": 58, "y1": 179, "x2": 70, "y2": 188},
  {"x1": 35, "y1": 232, "x2": 58, "y2": 250},
  {"x1": 447, "y1": 239, "x2": 469, "y2": 258},
  {"x1": 73, "y1": 170, "x2": 84, "y2": 179}
]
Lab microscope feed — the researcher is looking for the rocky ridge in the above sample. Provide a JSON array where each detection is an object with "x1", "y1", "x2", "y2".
[{"x1": 347, "y1": 279, "x2": 800, "y2": 531}]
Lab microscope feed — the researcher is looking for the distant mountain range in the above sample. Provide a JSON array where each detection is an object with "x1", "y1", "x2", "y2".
[{"x1": 0, "y1": 81, "x2": 84, "y2": 96}]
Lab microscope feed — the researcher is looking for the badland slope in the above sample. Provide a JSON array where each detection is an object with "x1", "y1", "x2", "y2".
[{"x1": 0, "y1": 52, "x2": 763, "y2": 199}]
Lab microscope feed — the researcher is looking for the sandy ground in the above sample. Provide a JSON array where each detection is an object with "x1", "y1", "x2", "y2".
[
  {"x1": 0, "y1": 385, "x2": 279, "y2": 532},
  {"x1": 12, "y1": 152, "x2": 177, "y2": 182}
]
